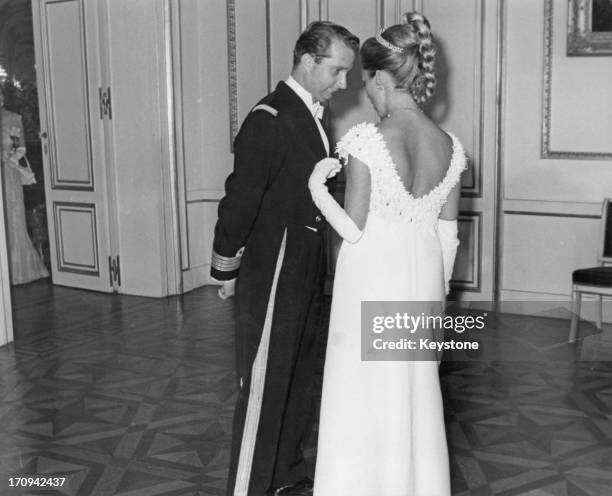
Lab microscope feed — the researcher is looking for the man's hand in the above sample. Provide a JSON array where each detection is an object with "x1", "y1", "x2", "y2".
[{"x1": 218, "y1": 279, "x2": 236, "y2": 300}]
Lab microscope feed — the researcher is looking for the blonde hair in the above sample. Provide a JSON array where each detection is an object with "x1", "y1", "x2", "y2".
[{"x1": 361, "y1": 12, "x2": 437, "y2": 106}]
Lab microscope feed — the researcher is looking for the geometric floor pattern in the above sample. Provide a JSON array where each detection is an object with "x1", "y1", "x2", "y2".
[
  {"x1": 1, "y1": 280, "x2": 611, "y2": 495},
  {"x1": 443, "y1": 361, "x2": 612, "y2": 496},
  {"x1": 1, "y1": 282, "x2": 236, "y2": 496}
]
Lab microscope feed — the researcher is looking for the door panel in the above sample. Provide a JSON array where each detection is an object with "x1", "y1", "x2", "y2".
[
  {"x1": 43, "y1": 0, "x2": 93, "y2": 188},
  {"x1": 52, "y1": 202, "x2": 101, "y2": 276},
  {"x1": 33, "y1": 0, "x2": 112, "y2": 292}
]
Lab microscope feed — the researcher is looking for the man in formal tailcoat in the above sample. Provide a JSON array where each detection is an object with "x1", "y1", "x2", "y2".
[{"x1": 210, "y1": 21, "x2": 359, "y2": 496}]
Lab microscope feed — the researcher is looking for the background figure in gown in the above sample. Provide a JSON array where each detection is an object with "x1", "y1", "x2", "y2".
[
  {"x1": 0, "y1": 88, "x2": 49, "y2": 285},
  {"x1": 308, "y1": 12, "x2": 466, "y2": 495}
]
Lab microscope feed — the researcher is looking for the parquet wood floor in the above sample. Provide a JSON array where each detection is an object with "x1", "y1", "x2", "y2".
[{"x1": 1, "y1": 281, "x2": 611, "y2": 495}]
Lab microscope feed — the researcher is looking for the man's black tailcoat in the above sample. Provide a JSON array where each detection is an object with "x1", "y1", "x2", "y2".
[{"x1": 212, "y1": 81, "x2": 330, "y2": 495}]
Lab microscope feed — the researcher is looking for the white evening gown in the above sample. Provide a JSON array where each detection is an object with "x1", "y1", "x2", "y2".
[
  {"x1": 314, "y1": 123, "x2": 466, "y2": 496},
  {"x1": 1, "y1": 109, "x2": 49, "y2": 285}
]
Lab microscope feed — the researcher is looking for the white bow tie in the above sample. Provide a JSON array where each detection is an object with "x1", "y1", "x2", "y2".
[{"x1": 312, "y1": 102, "x2": 324, "y2": 120}]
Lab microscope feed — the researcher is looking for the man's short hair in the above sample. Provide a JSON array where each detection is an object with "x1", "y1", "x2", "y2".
[{"x1": 293, "y1": 21, "x2": 360, "y2": 67}]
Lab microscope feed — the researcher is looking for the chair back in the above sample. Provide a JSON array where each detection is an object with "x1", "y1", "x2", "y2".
[{"x1": 600, "y1": 198, "x2": 612, "y2": 264}]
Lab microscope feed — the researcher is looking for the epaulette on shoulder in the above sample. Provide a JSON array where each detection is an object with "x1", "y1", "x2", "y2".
[{"x1": 251, "y1": 104, "x2": 278, "y2": 117}]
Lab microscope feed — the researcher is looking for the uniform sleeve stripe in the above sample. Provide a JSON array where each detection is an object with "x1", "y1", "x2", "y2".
[{"x1": 212, "y1": 250, "x2": 242, "y2": 272}]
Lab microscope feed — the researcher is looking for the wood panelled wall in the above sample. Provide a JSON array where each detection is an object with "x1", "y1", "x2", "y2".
[
  {"x1": 9, "y1": 0, "x2": 601, "y2": 316},
  {"x1": 420, "y1": 0, "x2": 499, "y2": 300},
  {"x1": 173, "y1": 0, "x2": 497, "y2": 297},
  {"x1": 172, "y1": 0, "x2": 246, "y2": 291},
  {"x1": 500, "y1": 0, "x2": 612, "y2": 318},
  {"x1": 175, "y1": 0, "x2": 611, "y2": 315}
]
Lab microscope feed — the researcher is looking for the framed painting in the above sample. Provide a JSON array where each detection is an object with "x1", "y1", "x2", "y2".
[{"x1": 568, "y1": 0, "x2": 612, "y2": 55}]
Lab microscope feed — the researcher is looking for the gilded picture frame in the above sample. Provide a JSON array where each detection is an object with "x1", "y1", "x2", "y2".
[{"x1": 567, "y1": 0, "x2": 612, "y2": 55}]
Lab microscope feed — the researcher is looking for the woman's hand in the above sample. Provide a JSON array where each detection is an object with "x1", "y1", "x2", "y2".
[{"x1": 309, "y1": 158, "x2": 342, "y2": 190}]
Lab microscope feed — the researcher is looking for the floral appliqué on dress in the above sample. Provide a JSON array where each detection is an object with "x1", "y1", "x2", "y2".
[{"x1": 336, "y1": 122, "x2": 467, "y2": 225}]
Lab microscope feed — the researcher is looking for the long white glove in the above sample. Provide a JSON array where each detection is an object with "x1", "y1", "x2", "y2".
[
  {"x1": 309, "y1": 158, "x2": 362, "y2": 244},
  {"x1": 438, "y1": 219, "x2": 459, "y2": 295}
]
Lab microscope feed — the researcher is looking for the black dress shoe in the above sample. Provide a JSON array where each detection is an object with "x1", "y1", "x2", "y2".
[{"x1": 274, "y1": 477, "x2": 313, "y2": 496}]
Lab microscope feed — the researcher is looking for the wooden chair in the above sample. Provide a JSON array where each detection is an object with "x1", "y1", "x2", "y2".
[{"x1": 569, "y1": 198, "x2": 612, "y2": 341}]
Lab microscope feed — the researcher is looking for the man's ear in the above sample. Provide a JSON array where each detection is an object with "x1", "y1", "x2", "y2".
[{"x1": 302, "y1": 53, "x2": 315, "y2": 70}]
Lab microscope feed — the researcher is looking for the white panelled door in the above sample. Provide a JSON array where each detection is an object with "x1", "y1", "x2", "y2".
[{"x1": 32, "y1": 0, "x2": 115, "y2": 292}]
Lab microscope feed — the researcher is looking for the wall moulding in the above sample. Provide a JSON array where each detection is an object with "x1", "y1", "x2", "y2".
[
  {"x1": 541, "y1": 0, "x2": 612, "y2": 160},
  {"x1": 226, "y1": 0, "x2": 238, "y2": 148},
  {"x1": 454, "y1": 211, "x2": 482, "y2": 292}
]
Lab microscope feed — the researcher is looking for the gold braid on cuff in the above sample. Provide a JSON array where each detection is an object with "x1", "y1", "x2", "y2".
[{"x1": 212, "y1": 249, "x2": 242, "y2": 272}]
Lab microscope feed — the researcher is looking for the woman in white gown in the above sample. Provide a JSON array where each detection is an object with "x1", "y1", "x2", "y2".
[
  {"x1": 1, "y1": 89, "x2": 49, "y2": 285},
  {"x1": 308, "y1": 13, "x2": 466, "y2": 496}
]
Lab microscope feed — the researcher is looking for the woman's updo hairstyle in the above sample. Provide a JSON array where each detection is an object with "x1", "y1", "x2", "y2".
[{"x1": 361, "y1": 12, "x2": 436, "y2": 106}]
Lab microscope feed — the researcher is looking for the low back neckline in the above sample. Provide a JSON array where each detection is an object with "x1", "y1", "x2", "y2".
[{"x1": 372, "y1": 127, "x2": 459, "y2": 201}]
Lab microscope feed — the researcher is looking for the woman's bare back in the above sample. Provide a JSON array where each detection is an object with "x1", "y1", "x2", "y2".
[{"x1": 378, "y1": 113, "x2": 454, "y2": 199}]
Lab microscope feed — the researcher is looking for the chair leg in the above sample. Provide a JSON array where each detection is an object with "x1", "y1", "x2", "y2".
[
  {"x1": 569, "y1": 287, "x2": 581, "y2": 342},
  {"x1": 596, "y1": 295, "x2": 603, "y2": 331}
]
